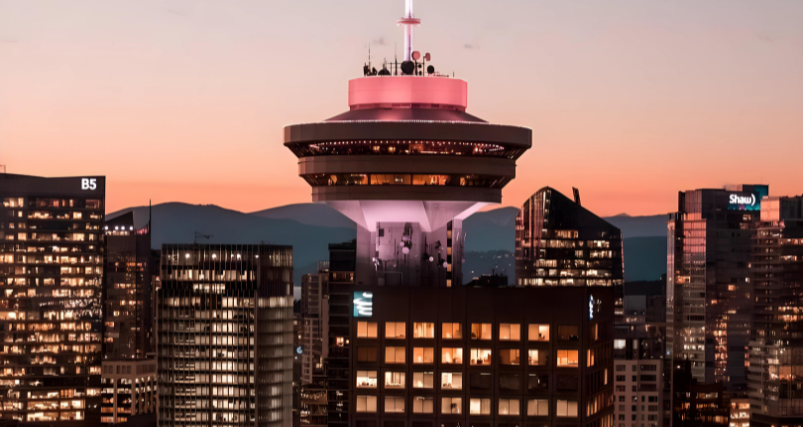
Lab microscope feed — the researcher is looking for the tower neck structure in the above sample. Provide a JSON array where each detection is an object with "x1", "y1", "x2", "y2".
[{"x1": 284, "y1": 0, "x2": 531, "y2": 287}]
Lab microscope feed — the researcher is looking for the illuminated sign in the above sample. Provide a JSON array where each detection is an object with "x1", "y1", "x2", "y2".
[
  {"x1": 589, "y1": 295, "x2": 602, "y2": 320},
  {"x1": 81, "y1": 178, "x2": 97, "y2": 190},
  {"x1": 353, "y1": 291, "x2": 373, "y2": 317},
  {"x1": 296, "y1": 346, "x2": 303, "y2": 355},
  {"x1": 727, "y1": 186, "x2": 768, "y2": 212}
]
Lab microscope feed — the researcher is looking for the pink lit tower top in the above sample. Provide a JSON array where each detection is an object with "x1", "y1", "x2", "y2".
[{"x1": 284, "y1": 0, "x2": 531, "y2": 287}]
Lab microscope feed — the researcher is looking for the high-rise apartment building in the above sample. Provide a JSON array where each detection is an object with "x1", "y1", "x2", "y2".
[
  {"x1": 103, "y1": 211, "x2": 154, "y2": 359},
  {"x1": 0, "y1": 174, "x2": 106, "y2": 425},
  {"x1": 747, "y1": 195, "x2": 803, "y2": 427},
  {"x1": 157, "y1": 244, "x2": 294, "y2": 427},
  {"x1": 667, "y1": 185, "x2": 768, "y2": 390},
  {"x1": 613, "y1": 359, "x2": 663, "y2": 427}
]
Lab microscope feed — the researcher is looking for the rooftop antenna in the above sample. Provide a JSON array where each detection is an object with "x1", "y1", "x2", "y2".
[
  {"x1": 194, "y1": 231, "x2": 212, "y2": 245},
  {"x1": 398, "y1": 0, "x2": 421, "y2": 62}
]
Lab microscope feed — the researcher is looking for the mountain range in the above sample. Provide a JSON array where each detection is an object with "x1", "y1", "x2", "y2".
[{"x1": 109, "y1": 202, "x2": 669, "y2": 293}]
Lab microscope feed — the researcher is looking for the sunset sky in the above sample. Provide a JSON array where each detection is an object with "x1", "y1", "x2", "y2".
[{"x1": 1, "y1": 0, "x2": 801, "y2": 216}]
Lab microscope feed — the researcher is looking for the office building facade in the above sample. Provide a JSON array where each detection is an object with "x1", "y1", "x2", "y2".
[
  {"x1": 100, "y1": 358, "x2": 157, "y2": 425},
  {"x1": 349, "y1": 285, "x2": 615, "y2": 427},
  {"x1": 0, "y1": 174, "x2": 106, "y2": 425},
  {"x1": 747, "y1": 195, "x2": 803, "y2": 427},
  {"x1": 300, "y1": 262, "x2": 329, "y2": 385},
  {"x1": 103, "y1": 211, "x2": 154, "y2": 360},
  {"x1": 157, "y1": 244, "x2": 294, "y2": 427},
  {"x1": 667, "y1": 185, "x2": 768, "y2": 390},
  {"x1": 515, "y1": 187, "x2": 624, "y2": 289}
]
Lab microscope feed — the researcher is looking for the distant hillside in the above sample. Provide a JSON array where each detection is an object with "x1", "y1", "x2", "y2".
[
  {"x1": 110, "y1": 202, "x2": 668, "y2": 290},
  {"x1": 605, "y1": 214, "x2": 671, "y2": 238},
  {"x1": 250, "y1": 203, "x2": 355, "y2": 228},
  {"x1": 463, "y1": 207, "x2": 519, "y2": 252}
]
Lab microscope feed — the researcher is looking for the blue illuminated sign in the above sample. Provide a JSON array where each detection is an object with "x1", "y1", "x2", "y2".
[{"x1": 353, "y1": 291, "x2": 373, "y2": 317}]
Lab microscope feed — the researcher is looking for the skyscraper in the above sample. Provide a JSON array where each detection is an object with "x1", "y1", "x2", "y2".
[
  {"x1": 748, "y1": 195, "x2": 803, "y2": 427},
  {"x1": 156, "y1": 244, "x2": 294, "y2": 427},
  {"x1": 667, "y1": 185, "x2": 768, "y2": 391},
  {"x1": 284, "y1": 0, "x2": 531, "y2": 425},
  {"x1": 515, "y1": 187, "x2": 621, "y2": 427},
  {"x1": 103, "y1": 211, "x2": 153, "y2": 359},
  {"x1": 0, "y1": 174, "x2": 106, "y2": 425}
]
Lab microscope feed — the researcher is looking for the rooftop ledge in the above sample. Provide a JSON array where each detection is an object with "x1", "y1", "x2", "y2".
[{"x1": 349, "y1": 76, "x2": 468, "y2": 111}]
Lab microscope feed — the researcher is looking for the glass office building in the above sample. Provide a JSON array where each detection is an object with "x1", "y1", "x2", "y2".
[
  {"x1": 667, "y1": 185, "x2": 767, "y2": 391},
  {"x1": 157, "y1": 244, "x2": 294, "y2": 427},
  {"x1": 748, "y1": 195, "x2": 803, "y2": 427},
  {"x1": 0, "y1": 174, "x2": 106, "y2": 425}
]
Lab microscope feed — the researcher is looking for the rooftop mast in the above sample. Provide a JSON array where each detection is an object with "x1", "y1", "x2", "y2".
[{"x1": 398, "y1": 0, "x2": 420, "y2": 62}]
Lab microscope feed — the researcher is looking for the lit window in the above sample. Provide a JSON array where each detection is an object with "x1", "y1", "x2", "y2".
[
  {"x1": 557, "y1": 350, "x2": 579, "y2": 367},
  {"x1": 385, "y1": 347, "x2": 406, "y2": 364},
  {"x1": 499, "y1": 324, "x2": 521, "y2": 341},
  {"x1": 356, "y1": 396, "x2": 377, "y2": 413},
  {"x1": 385, "y1": 396, "x2": 404, "y2": 413},
  {"x1": 356, "y1": 371, "x2": 377, "y2": 388},
  {"x1": 442, "y1": 397, "x2": 462, "y2": 414},
  {"x1": 442, "y1": 322, "x2": 462, "y2": 339},
  {"x1": 441, "y1": 347, "x2": 463, "y2": 364},
  {"x1": 386, "y1": 322, "x2": 406, "y2": 339},
  {"x1": 470, "y1": 398, "x2": 491, "y2": 415},
  {"x1": 500, "y1": 349, "x2": 520, "y2": 365},
  {"x1": 499, "y1": 398, "x2": 520, "y2": 416},
  {"x1": 413, "y1": 372, "x2": 434, "y2": 389},
  {"x1": 357, "y1": 321, "x2": 377, "y2": 338},
  {"x1": 528, "y1": 399, "x2": 549, "y2": 416},
  {"x1": 556, "y1": 400, "x2": 578, "y2": 417},
  {"x1": 413, "y1": 347, "x2": 434, "y2": 364},
  {"x1": 471, "y1": 323, "x2": 492, "y2": 340},
  {"x1": 587, "y1": 349, "x2": 595, "y2": 367},
  {"x1": 441, "y1": 372, "x2": 463, "y2": 390},
  {"x1": 528, "y1": 349, "x2": 547, "y2": 366},
  {"x1": 470, "y1": 349, "x2": 492, "y2": 366},
  {"x1": 413, "y1": 396, "x2": 434, "y2": 414},
  {"x1": 385, "y1": 372, "x2": 405, "y2": 389},
  {"x1": 413, "y1": 322, "x2": 435, "y2": 338},
  {"x1": 528, "y1": 324, "x2": 549, "y2": 341}
]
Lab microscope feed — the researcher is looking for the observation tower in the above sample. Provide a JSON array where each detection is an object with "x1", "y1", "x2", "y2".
[{"x1": 284, "y1": 0, "x2": 531, "y2": 287}]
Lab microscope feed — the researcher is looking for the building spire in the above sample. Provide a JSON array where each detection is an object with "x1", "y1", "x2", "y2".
[{"x1": 398, "y1": 0, "x2": 421, "y2": 62}]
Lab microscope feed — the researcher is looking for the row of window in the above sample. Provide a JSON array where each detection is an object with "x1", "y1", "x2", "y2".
[
  {"x1": 357, "y1": 347, "x2": 581, "y2": 367},
  {"x1": 358, "y1": 321, "x2": 593, "y2": 342},
  {"x1": 355, "y1": 396, "x2": 578, "y2": 417}
]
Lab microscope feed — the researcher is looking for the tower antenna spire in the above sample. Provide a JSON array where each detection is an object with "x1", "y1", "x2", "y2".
[{"x1": 398, "y1": 0, "x2": 421, "y2": 62}]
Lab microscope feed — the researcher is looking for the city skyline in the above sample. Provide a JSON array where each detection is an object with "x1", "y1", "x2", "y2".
[{"x1": 2, "y1": 0, "x2": 802, "y2": 216}]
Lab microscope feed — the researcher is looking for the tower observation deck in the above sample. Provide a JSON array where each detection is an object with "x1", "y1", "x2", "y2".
[{"x1": 284, "y1": 0, "x2": 531, "y2": 287}]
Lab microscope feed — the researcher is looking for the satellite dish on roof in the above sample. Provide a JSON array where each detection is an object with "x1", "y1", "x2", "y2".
[
  {"x1": 401, "y1": 61, "x2": 415, "y2": 75},
  {"x1": 424, "y1": 53, "x2": 431, "y2": 61},
  {"x1": 412, "y1": 51, "x2": 421, "y2": 61}
]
